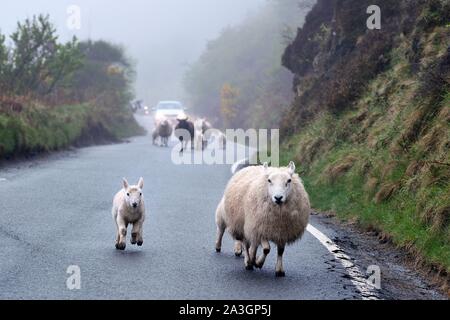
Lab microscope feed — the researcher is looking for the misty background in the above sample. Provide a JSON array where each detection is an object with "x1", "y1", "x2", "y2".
[{"x1": 1, "y1": 0, "x2": 264, "y2": 106}]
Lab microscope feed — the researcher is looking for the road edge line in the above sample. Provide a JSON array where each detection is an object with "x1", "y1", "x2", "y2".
[{"x1": 306, "y1": 224, "x2": 380, "y2": 300}]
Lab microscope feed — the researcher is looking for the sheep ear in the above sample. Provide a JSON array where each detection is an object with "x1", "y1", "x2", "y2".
[
  {"x1": 288, "y1": 162, "x2": 296, "y2": 175},
  {"x1": 122, "y1": 178, "x2": 129, "y2": 190},
  {"x1": 137, "y1": 177, "x2": 144, "y2": 189}
]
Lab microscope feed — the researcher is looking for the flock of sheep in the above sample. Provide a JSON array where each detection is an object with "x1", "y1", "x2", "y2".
[
  {"x1": 152, "y1": 115, "x2": 226, "y2": 153},
  {"x1": 113, "y1": 115, "x2": 311, "y2": 277}
]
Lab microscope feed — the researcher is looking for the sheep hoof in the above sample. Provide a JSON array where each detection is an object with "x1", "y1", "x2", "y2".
[
  {"x1": 116, "y1": 243, "x2": 126, "y2": 251},
  {"x1": 216, "y1": 248, "x2": 221, "y2": 253},
  {"x1": 255, "y1": 263, "x2": 263, "y2": 269},
  {"x1": 275, "y1": 271, "x2": 286, "y2": 278},
  {"x1": 245, "y1": 265, "x2": 254, "y2": 271},
  {"x1": 234, "y1": 251, "x2": 242, "y2": 257},
  {"x1": 137, "y1": 241, "x2": 144, "y2": 246}
]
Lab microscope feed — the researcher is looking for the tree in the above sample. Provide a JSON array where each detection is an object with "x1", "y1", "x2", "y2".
[
  {"x1": 183, "y1": 0, "x2": 311, "y2": 129},
  {"x1": 6, "y1": 14, "x2": 83, "y2": 96},
  {"x1": 0, "y1": 31, "x2": 10, "y2": 93},
  {"x1": 70, "y1": 40, "x2": 135, "y2": 110},
  {"x1": 220, "y1": 83, "x2": 239, "y2": 128}
]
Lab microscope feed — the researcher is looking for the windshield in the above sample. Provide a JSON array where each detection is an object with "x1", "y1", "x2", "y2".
[{"x1": 156, "y1": 103, "x2": 183, "y2": 110}]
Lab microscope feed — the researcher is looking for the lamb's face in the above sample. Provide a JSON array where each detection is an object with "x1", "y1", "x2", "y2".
[
  {"x1": 123, "y1": 178, "x2": 144, "y2": 209},
  {"x1": 267, "y1": 171, "x2": 293, "y2": 206},
  {"x1": 125, "y1": 187, "x2": 143, "y2": 209},
  {"x1": 265, "y1": 162, "x2": 296, "y2": 206}
]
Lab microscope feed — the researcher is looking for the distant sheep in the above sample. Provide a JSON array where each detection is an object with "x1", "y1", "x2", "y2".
[
  {"x1": 215, "y1": 162, "x2": 310, "y2": 277},
  {"x1": 175, "y1": 116, "x2": 195, "y2": 154},
  {"x1": 155, "y1": 119, "x2": 173, "y2": 147},
  {"x1": 112, "y1": 178, "x2": 146, "y2": 250},
  {"x1": 211, "y1": 130, "x2": 226, "y2": 150},
  {"x1": 152, "y1": 128, "x2": 159, "y2": 146},
  {"x1": 194, "y1": 118, "x2": 213, "y2": 150}
]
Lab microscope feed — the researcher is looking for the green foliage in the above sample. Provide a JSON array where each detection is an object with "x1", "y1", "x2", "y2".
[
  {"x1": 71, "y1": 40, "x2": 135, "y2": 106},
  {"x1": 184, "y1": 0, "x2": 311, "y2": 129},
  {"x1": 280, "y1": 0, "x2": 450, "y2": 271},
  {"x1": 0, "y1": 15, "x2": 83, "y2": 96},
  {"x1": 0, "y1": 16, "x2": 143, "y2": 159},
  {"x1": 0, "y1": 102, "x2": 143, "y2": 158},
  {"x1": 0, "y1": 32, "x2": 7, "y2": 79}
]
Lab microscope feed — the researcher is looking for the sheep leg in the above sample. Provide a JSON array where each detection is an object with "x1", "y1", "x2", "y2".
[
  {"x1": 275, "y1": 244, "x2": 286, "y2": 277},
  {"x1": 131, "y1": 221, "x2": 144, "y2": 246},
  {"x1": 243, "y1": 242, "x2": 254, "y2": 271},
  {"x1": 116, "y1": 218, "x2": 128, "y2": 251},
  {"x1": 215, "y1": 223, "x2": 226, "y2": 253},
  {"x1": 249, "y1": 243, "x2": 258, "y2": 267},
  {"x1": 234, "y1": 241, "x2": 243, "y2": 257},
  {"x1": 255, "y1": 240, "x2": 270, "y2": 269}
]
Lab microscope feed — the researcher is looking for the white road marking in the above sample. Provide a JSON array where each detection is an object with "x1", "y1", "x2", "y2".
[{"x1": 307, "y1": 224, "x2": 380, "y2": 300}]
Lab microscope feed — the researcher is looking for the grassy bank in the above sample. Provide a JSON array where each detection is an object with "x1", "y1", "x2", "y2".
[
  {"x1": 278, "y1": 0, "x2": 449, "y2": 279},
  {"x1": 281, "y1": 85, "x2": 449, "y2": 275},
  {"x1": 0, "y1": 102, "x2": 144, "y2": 159}
]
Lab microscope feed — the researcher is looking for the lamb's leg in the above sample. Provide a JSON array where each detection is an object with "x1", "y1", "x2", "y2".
[
  {"x1": 234, "y1": 241, "x2": 243, "y2": 257},
  {"x1": 243, "y1": 242, "x2": 253, "y2": 271},
  {"x1": 275, "y1": 244, "x2": 286, "y2": 277},
  {"x1": 131, "y1": 220, "x2": 144, "y2": 246},
  {"x1": 255, "y1": 240, "x2": 270, "y2": 269},
  {"x1": 113, "y1": 213, "x2": 120, "y2": 247},
  {"x1": 116, "y1": 218, "x2": 128, "y2": 251}
]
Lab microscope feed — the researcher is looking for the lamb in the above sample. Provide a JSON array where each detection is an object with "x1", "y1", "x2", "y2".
[
  {"x1": 210, "y1": 130, "x2": 226, "y2": 150},
  {"x1": 155, "y1": 119, "x2": 173, "y2": 147},
  {"x1": 216, "y1": 131, "x2": 226, "y2": 150},
  {"x1": 174, "y1": 116, "x2": 195, "y2": 154},
  {"x1": 215, "y1": 162, "x2": 311, "y2": 277},
  {"x1": 112, "y1": 178, "x2": 146, "y2": 251},
  {"x1": 152, "y1": 128, "x2": 159, "y2": 146}
]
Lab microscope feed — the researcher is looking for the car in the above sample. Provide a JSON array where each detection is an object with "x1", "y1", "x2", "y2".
[{"x1": 153, "y1": 101, "x2": 187, "y2": 123}]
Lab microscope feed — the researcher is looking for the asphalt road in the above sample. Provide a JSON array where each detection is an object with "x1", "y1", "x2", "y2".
[{"x1": 0, "y1": 116, "x2": 441, "y2": 300}]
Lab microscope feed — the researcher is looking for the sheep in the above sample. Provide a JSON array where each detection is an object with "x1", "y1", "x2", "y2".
[
  {"x1": 152, "y1": 128, "x2": 159, "y2": 146},
  {"x1": 194, "y1": 118, "x2": 213, "y2": 150},
  {"x1": 215, "y1": 162, "x2": 311, "y2": 277},
  {"x1": 156, "y1": 119, "x2": 173, "y2": 147},
  {"x1": 174, "y1": 116, "x2": 195, "y2": 154},
  {"x1": 216, "y1": 131, "x2": 226, "y2": 150},
  {"x1": 210, "y1": 130, "x2": 226, "y2": 150},
  {"x1": 112, "y1": 178, "x2": 146, "y2": 251}
]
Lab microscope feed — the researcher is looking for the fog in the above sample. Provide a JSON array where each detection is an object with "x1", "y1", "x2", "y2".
[{"x1": 1, "y1": 0, "x2": 264, "y2": 106}]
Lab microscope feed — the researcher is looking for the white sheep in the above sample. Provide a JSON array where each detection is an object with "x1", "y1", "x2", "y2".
[
  {"x1": 215, "y1": 162, "x2": 310, "y2": 277},
  {"x1": 112, "y1": 178, "x2": 146, "y2": 250}
]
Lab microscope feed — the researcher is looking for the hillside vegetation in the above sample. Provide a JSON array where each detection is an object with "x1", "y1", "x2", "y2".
[
  {"x1": 281, "y1": 0, "x2": 450, "y2": 277},
  {"x1": 0, "y1": 15, "x2": 143, "y2": 159},
  {"x1": 184, "y1": 0, "x2": 315, "y2": 129}
]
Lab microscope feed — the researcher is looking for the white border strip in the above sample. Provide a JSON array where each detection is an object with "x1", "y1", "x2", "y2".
[{"x1": 307, "y1": 224, "x2": 379, "y2": 300}]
